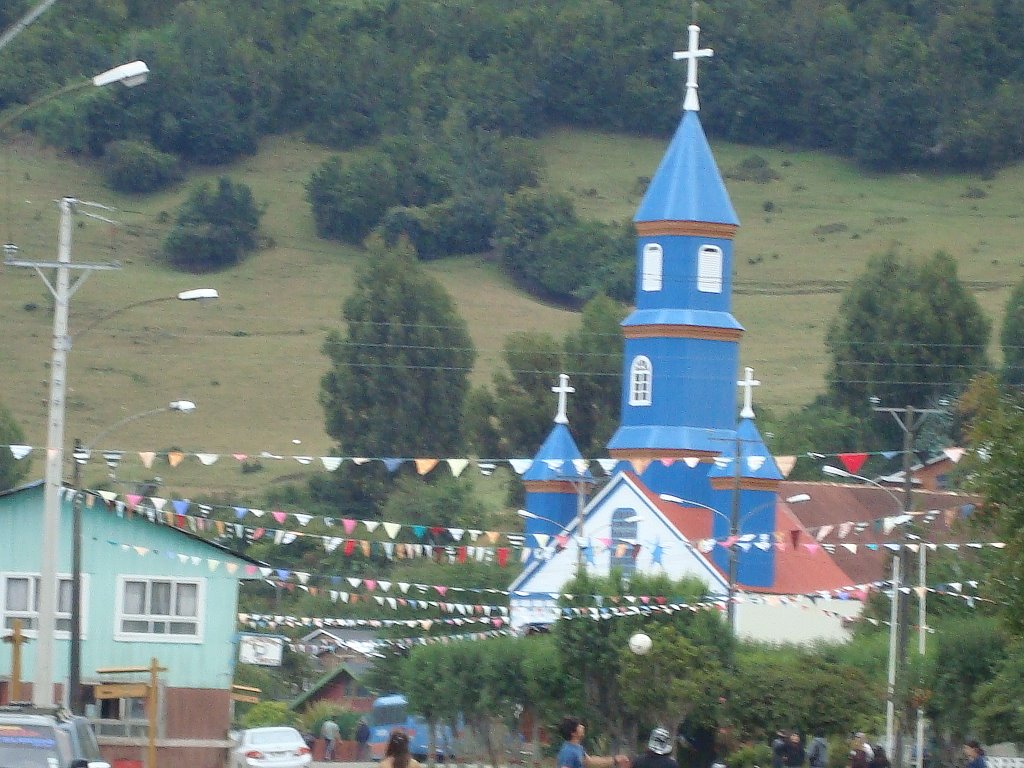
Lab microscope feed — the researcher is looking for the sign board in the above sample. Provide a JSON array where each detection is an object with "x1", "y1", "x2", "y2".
[
  {"x1": 231, "y1": 693, "x2": 261, "y2": 704},
  {"x1": 238, "y1": 633, "x2": 285, "y2": 667},
  {"x1": 95, "y1": 683, "x2": 149, "y2": 700}
]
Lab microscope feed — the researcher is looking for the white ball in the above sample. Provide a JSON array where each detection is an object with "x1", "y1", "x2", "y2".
[{"x1": 628, "y1": 632, "x2": 652, "y2": 655}]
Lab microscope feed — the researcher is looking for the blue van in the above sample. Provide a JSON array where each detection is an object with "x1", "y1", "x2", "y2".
[{"x1": 367, "y1": 694, "x2": 452, "y2": 762}]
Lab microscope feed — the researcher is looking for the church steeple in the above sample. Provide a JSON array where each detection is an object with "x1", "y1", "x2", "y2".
[
  {"x1": 608, "y1": 24, "x2": 744, "y2": 463},
  {"x1": 522, "y1": 374, "x2": 592, "y2": 540}
]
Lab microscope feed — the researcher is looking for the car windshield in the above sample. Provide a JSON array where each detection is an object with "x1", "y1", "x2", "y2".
[
  {"x1": 0, "y1": 723, "x2": 62, "y2": 768},
  {"x1": 249, "y1": 729, "x2": 300, "y2": 746}
]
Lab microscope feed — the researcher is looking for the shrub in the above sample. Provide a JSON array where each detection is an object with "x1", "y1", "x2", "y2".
[
  {"x1": 162, "y1": 177, "x2": 263, "y2": 272},
  {"x1": 726, "y1": 743, "x2": 772, "y2": 768},
  {"x1": 306, "y1": 152, "x2": 399, "y2": 244},
  {"x1": 300, "y1": 702, "x2": 361, "y2": 741},
  {"x1": 240, "y1": 701, "x2": 301, "y2": 729},
  {"x1": 378, "y1": 189, "x2": 502, "y2": 260},
  {"x1": 725, "y1": 155, "x2": 782, "y2": 183},
  {"x1": 103, "y1": 140, "x2": 181, "y2": 193}
]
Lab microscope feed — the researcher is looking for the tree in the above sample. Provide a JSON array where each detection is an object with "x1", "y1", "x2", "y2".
[
  {"x1": 162, "y1": 176, "x2": 263, "y2": 271},
  {"x1": 961, "y1": 375, "x2": 1024, "y2": 634},
  {"x1": 619, "y1": 624, "x2": 723, "y2": 733},
  {"x1": 320, "y1": 237, "x2": 475, "y2": 458},
  {"x1": 0, "y1": 402, "x2": 29, "y2": 491},
  {"x1": 826, "y1": 250, "x2": 990, "y2": 414},
  {"x1": 306, "y1": 152, "x2": 399, "y2": 244},
  {"x1": 1000, "y1": 278, "x2": 1024, "y2": 387},
  {"x1": 467, "y1": 296, "x2": 626, "y2": 458},
  {"x1": 561, "y1": 295, "x2": 627, "y2": 456}
]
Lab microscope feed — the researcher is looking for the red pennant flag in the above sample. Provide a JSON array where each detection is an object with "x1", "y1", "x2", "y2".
[
  {"x1": 838, "y1": 452, "x2": 868, "y2": 474},
  {"x1": 497, "y1": 547, "x2": 509, "y2": 566},
  {"x1": 790, "y1": 529, "x2": 801, "y2": 550},
  {"x1": 343, "y1": 539, "x2": 356, "y2": 556},
  {"x1": 251, "y1": 528, "x2": 265, "y2": 541},
  {"x1": 457, "y1": 547, "x2": 467, "y2": 563}
]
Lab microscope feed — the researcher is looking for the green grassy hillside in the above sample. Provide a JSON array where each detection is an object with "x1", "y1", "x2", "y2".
[{"x1": 1, "y1": 129, "x2": 1021, "y2": 496}]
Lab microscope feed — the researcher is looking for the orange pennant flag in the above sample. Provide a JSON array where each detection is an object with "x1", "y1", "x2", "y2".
[
  {"x1": 414, "y1": 458, "x2": 439, "y2": 476},
  {"x1": 167, "y1": 450, "x2": 185, "y2": 468},
  {"x1": 631, "y1": 458, "x2": 651, "y2": 475}
]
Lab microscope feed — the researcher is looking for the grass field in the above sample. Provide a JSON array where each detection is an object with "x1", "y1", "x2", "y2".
[{"x1": 1, "y1": 127, "x2": 1022, "y2": 499}]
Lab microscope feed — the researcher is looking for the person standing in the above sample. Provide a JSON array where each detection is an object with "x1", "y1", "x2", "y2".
[
  {"x1": 356, "y1": 717, "x2": 371, "y2": 761},
  {"x1": 321, "y1": 716, "x2": 342, "y2": 761},
  {"x1": 557, "y1": 716, "x2": 629, "y2": 768},
  {"x1": 964, "y1": 740, "x2": 986, "y2": 768},
  {"x1": 784, "y1": 732, "x2": 806, "y2": 768},
  {"x1": 772, "y1": 731, "x2": 789, "y2": 768},
  {"x1": 631, "y1": 728, "x2": 679, "y2": 768},
  {"x1": 807, "y1": 732, "x2": 828, "y2": 768},
  {"x1": 382, "y1": 730, "x2": 422, "y2": 768},
  {"x1": 869, "y1": 745, "x2": 891, "y2": 768}
]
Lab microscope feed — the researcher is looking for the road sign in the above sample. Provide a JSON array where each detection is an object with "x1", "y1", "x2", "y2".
[{"x1": 94, "y1": 683, "x2": 149, "y2": 700}]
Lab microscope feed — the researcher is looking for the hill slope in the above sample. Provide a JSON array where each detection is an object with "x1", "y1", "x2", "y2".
[{"x1": 1, "y1": 129, "x2": 1021, "y2": 495}]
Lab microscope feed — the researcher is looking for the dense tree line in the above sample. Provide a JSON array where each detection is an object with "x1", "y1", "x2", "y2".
[{"x1": 5, "y1": 0, "x2": 1024, "y2": 179}]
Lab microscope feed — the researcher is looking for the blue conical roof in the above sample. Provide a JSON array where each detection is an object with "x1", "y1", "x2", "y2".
[
  {"x1": 634, "y1": 110, "x2": 739, "y2": 226},
  {"x1": 707, "y1": 418, "x2": 784, "y2": 482},
  {"x1": 523, "y1": 423, "x2": 593, "y2": 482}
]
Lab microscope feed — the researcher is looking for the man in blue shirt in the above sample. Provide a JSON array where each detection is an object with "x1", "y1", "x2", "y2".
[{"x1": 557, "y1": 717, "x2": 628, "y2": 768}]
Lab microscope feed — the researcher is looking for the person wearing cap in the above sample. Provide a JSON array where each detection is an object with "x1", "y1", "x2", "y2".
[
  {"x1": 557, "y1": 716, "x2": 629, "y2": 768},
  {"x1": 630, "y1": 727, "x2": 679, "y2": 768}
]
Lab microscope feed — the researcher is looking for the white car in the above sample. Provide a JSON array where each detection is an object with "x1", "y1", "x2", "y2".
[{"x1": 229, "y1": 726, "x2": 312, "y2": 768}]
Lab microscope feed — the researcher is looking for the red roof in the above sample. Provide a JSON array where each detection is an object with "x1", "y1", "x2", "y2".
[{"x1": 631, "y1": 475, "x2": 853, "y2": 594}]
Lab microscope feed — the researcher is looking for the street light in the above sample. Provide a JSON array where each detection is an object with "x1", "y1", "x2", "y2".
[
  {"x1": 659, "y1": 493, "x2": 809, "y2": 632},
  {"x1": 68, "y1": 400, "x2": 196, "y2": 714},
  {"x1": 821, "y1": 464, "x2": 910, "y2": 764},
  {"x1": 0, "y1": 59, "x2": 156, "y2": 708}
]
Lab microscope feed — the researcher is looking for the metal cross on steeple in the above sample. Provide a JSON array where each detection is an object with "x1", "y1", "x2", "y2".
[
  {"x1": 552, "y1": 373, "x2": 575, "y2": 425},
  {"x1": 737, "y1": 366, "x2": 761, "y2": 419},
  {"x1": 673, "y1": 24, "x2": 713, "y2": 112}
]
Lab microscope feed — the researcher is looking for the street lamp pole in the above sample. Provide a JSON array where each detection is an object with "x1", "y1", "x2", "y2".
[
  {"x1": 68, "y1": 401, "x2": 196, "y2": 714},
  {"x1": 822, "y1": 459, "x2": 922, "y2": 768},
  {"x1": 1, "y1": 60, "x2": 150, "y2": 706},
  {"x1": 659, "y1": 492, "x2": 808, "y2": 632}
]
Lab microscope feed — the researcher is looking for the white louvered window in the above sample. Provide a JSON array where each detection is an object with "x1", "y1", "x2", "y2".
[
  {"x1": 116, "y1": 576, "x2": 203, "y2": 642},
  {"x1": 629, "y1": 356, "x2": 652, "y2": 406},
  {"x1": 641, "y1": 243, "x2": 663, "y2": 291},
  {"x1": 697, "y1": 245, "x2": 723, "y2": 293},
  {"x1": 1, "y1": 573, "x2": 74, "y2": 635}
]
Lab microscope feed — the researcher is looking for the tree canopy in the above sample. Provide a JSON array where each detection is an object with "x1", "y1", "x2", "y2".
[
  {"x1": 0, "y1": 402, "x2": 29, "y2": 492},
  {"x1": 320, "y1": 238, "x2": 475, "y2": 458},
  {"x1": 826, "y1": 250, "x2": 990, "y2": 414}
]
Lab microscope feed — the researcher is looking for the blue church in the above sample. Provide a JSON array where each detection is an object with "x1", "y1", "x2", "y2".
[{"x1": 507, "y1": 26, "x2": 846, "y2": 635}]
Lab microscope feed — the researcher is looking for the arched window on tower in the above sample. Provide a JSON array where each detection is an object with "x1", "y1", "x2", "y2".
[
  {"x1": 609, "y1": 507, "x2": 639, "y2": 577},
  {"x1": 697, "y1": 244, "x2": 723, "y2": 293},
  {"x1": 641, "y1": 243, "x2": 663, "y2": 291},
  {"x1": 629, "y1": 356, "x2": 652, "y2": 406}
]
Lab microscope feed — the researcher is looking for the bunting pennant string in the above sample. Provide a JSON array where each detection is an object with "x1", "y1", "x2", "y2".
[
  {"x1": 105, "y1": 536, "x2": 995, "y2": 610},
  {"x1": 69, "y1": 484, "x2": 983, "y2": 559},
  {"x1": 2, "y1": 444, "x2": 972, "y2": 480}
]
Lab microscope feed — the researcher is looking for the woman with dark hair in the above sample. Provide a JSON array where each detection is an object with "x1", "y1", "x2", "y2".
[
  {"x1": 868, "y1": 744, "x2": 891, "y2": 768},
  {"x1": 964, "y1": 740, "x2": 986, "y2": 768},
  {"x1": 382, "y1": 731, "x2": 422, "y2": 768}
]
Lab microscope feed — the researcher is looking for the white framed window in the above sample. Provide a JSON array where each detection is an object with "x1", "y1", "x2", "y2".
[
  {"x1": 609, "y1": 507, "x2": 639, "y2": 576},
  {"x1": 697, "y1": 244, "x2": 723, "y2": 293},
  {"x1": 629, "y1": 356, "x2": 653, "y2": 406},
  {"x1": 641, "y1": 243, "x2": 663, "y2": 291},
  {"x1": 1, "y1": 572, "x2": 75, "y2": 637},
  {"x1": 115, "y1": 576, "x2": 204, "y2": 643}
]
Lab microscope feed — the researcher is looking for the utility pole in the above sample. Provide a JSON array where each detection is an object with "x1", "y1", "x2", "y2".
[
  {"x1": 873, "y1": 404, "x2": 940, "y2": 768},
  {"x1": 6, "y1": 198, "x2": 120, "y2": 705}
]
